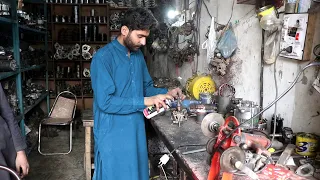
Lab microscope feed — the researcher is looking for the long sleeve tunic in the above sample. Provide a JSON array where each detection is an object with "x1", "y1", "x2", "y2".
[{"x1": 90, "y1": 39, "x2": 167, "y2": 180}]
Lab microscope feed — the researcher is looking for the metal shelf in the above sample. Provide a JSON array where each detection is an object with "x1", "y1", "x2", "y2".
[
  {"x1": 82, "y1": 41, "x2": 108, "y2": 44},
  {"x1": 21, "y1": 64, "x2": 46, "y2": 73},
  {"x1": 0, "y1": 71, "x2": 19, "y2": 81},
  {"x1": 0, "y1": 16, "x2": 14, "y2": 24},
  {"x1": 24, "y1": 92, "x2": 49, "y2": 115},
  {"x1": 19, "y1": 25, "x2": 46, "y2": 34}
]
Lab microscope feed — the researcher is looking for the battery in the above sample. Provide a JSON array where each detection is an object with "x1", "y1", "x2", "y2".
[{"x1": 143, "y1": 99, "x2": 172, "y2": 119}]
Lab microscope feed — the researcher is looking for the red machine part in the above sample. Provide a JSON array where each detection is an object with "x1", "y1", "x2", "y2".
[
  {"x1": 207, "y1": 116, "x2": 272, "y2": 180},
  {"x1": 207, "y1": 116, "x2": 241, "y2": 180}
]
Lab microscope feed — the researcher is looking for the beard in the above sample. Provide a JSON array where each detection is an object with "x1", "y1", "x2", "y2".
[{"x1": 124, "y1": 32, "x2": 141, "y2": 52}]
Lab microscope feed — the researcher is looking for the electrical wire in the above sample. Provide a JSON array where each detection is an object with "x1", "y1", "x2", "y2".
[
  {"x1": 160, "y1": 165, "x2": 168, "y2": 180},
  {"x1": 313, "y1": 44, "x2": 320, "y2": 59},
  {"x1": 225, "y1": 0, "x2": 235, "y2": 25},
  {"x1": 212, "y1": 61, "x2": 320, "y2": 179},
  {"x1": 203, "y1": 0, "x2": 212, "y2": 18}
]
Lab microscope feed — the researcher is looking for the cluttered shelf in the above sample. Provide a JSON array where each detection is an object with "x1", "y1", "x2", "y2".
[
  {"x1": 21, "y1": 64, "x2": 46, "y2": 73},
  {"x1": 0, "y1": 71, "x2": 19, "y2": 81},
  {"x1": 0, "y1": 16, "x2": 14, "y2": 24},
  {"x1": 24, "y1": 92, "x2": 49, "y2": 115},
  {"x1": 19, "y1": 25, "x2": 46, "y2": 34}
]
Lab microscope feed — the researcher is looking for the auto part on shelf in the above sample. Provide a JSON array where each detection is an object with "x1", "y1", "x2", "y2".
[
  {"x1": 0, "y1": 60, "x2": 16, "y2": 71},
  {"x1": 83, "y1": 68, "x2": 90, "y2": 78}
]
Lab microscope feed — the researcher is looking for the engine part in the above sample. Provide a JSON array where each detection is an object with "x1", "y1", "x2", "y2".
[
  {"x1": 82, "y1": 52, "x2": 92, "y2": 60},
  {"x1": 82, "y1": 44, "x2": 91, "y2": 52},
  {"x1": 76, "y1": 64, "x2": 80, "y2": 78},
  {"x1": 220, "y1": 146, "x2": 246, "y2": 172},
  {"x1": 233, "y1": 100, "x2": 260, "y2": 129},
  {"x1": 218, "y1": 83, "x2": 235, "y2": 97},
  {"x1": 0, "y1": 60, "x2": 17, "y2": 71},
  {"x1": 199, "y1": 92, "x2": 212, "y2": 104},
  {"x1": 295, "y1": 163, "x2": 314, "y2": 177},
  {"x1": 171, "y1": 109, "x2": 188, "y2": 127},
  {"x1": 67, "y1": 53, "x2": 73, "y2": 60},
  {"x1": 185, "y1": 74, "x2": 216, "y2": 100},
  {"x1": 206, "y1": 138, "x2": 217, "y2": 154},
  {"x1": 83, "y1": 68, "x2": 90, "y2": 78},
  {"x1": 201, "y1": 113, "x2": 224, "y2": 138}
]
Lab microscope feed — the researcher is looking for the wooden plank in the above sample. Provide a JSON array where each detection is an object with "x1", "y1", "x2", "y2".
[
  {"x1": 85, "y1": 127, "x2": 92, "y2": 180},
  {"x1": 303, "y1": 12, "x2": 319, "y2": 60}
]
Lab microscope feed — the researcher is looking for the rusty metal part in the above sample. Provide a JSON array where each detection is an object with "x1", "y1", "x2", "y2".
[
  {"x1": 201, "y1": 113, "x2": 225, "y2": 137},
  {"x1": 220, "y1": 146, "x2": 245, "y2": 172}
]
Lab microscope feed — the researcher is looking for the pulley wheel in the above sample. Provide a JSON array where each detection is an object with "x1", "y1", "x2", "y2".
[
  {"x1": 206, "y1": 138, "x2": 217, "y2": 154},
  {"x1": 201, "y1": 113, "x2": 225, "y2": 137},
  {"x1": 220, "y1": 146, "x2": 245, "y2": 172}
]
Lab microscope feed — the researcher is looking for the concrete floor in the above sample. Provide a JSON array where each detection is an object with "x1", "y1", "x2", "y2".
[{"x1": 26, "y1": 128, "x2": 86, "y2": 180}]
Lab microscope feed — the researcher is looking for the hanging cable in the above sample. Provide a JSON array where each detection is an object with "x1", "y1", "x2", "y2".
[{"x1": 160, "y1": 165, "x2": 168, "y2": 180}]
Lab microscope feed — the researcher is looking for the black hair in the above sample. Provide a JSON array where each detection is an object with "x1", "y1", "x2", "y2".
[{"x1": 121, "y1": 8, "x2": 158, "y2": 31}]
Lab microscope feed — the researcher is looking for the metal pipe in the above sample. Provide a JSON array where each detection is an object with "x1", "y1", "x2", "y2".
[{"x1": 0, "y1": 165, "x2": 21, "y2": 180}]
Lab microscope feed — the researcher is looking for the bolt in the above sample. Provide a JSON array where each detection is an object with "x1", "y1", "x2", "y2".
[{"x1": 233, "y1": 135, "x2": 241, "y2": 144}]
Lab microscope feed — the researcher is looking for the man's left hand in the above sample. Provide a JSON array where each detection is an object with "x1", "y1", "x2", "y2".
[
  {"x1": 16, "y1": 150, "x2": 29, "y2": 178},
  {"x1": 167, "y1": 87, "x2": 186, "y2": 100}
]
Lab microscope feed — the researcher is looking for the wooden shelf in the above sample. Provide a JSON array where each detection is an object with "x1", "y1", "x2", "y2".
[
  {"x1": 81, "y1": 23, "x2": 108, "y2": 25},
  {"x1": 56, "y1": 78, "x2": 81, "y2": 81},
  {"x1": 52, "y1": 22, "x2": 80, "y2": 25}
]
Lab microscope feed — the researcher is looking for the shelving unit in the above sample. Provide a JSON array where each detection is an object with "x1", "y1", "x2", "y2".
[
  {"x1": 44, "y1": 2, "x2": 129, "y2": 110},
  {"x1": 0, "y1": 0, "x2": 49, "y2": 136}
]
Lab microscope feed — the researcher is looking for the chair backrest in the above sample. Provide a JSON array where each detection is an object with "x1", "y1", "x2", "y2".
[{"x1": 49, "y1": 91, "x2": 77, "y2": 119}]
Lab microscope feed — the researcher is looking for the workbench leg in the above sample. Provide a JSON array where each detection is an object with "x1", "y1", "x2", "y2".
[{"x1": 85, "y1": 127, "x2": 92, "y2": 180}]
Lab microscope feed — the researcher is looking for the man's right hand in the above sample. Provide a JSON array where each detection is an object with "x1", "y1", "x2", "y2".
[{"x1": 144, "y1": 94, "x2": 174, "y2": 111}]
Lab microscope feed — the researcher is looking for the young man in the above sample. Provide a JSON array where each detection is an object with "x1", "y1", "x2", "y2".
[
  {"x1": 91, "y1": 7, "x2": 184, "y2": 180},
  {"x1": 0, "y1": 84, "x2": 29, "y2": 179}
]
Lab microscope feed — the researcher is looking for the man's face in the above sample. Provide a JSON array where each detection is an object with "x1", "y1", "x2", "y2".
[{"x1": 123, "y1": 29, "x2": 150, "y2": 52}]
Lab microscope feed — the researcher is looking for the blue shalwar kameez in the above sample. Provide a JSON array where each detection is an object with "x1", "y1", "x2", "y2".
[{"x1": 91, "y1": 39, "x2": 167, "y2": 180}]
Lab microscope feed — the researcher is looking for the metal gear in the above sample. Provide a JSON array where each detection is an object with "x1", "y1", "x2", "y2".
[{"x1": 201, "y1": 113, "x2": 225, "y2": 137}]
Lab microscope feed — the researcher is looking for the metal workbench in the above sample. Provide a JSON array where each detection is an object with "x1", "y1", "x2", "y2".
[{"x1": 150, "y1": 113, "x2": 210, "y2": 180}]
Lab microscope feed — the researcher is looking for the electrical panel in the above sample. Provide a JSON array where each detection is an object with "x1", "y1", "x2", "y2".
[{"x1": 280, "y1": 14, "x2": 309, "y2": 60}]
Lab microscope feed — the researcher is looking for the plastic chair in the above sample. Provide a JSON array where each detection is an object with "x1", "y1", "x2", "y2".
[{"x1": 38, "y1": 91, "x2": 77, "y2": 155}]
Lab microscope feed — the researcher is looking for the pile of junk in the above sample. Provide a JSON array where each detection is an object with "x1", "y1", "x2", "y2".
[{"x1": 151, "y1": 73, "x2": 320, "y2": 180}]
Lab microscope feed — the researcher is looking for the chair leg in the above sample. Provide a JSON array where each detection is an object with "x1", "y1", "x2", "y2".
[
  {"x1": 67, "y1": 122, "x2": 73, "y2": 154},
  {"x1": 38, "y1": 123, "x2": 73, "y2": 156},
  {"x1": 38, "y1": 123, "x2": 44, "y2": 155}
]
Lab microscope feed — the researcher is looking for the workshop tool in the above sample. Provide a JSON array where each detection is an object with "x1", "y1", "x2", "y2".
[
  {"x1": 203, "y1": 116, "x2": 271, "y2": 180},
  {"x1": 185, "y1": 74, "x2": 216, "y2": 100},
  {"x1": 220, "y1": 147, "x2": 259, "y2": 179}
]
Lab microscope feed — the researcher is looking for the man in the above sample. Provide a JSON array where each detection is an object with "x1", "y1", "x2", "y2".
[
  {"x1": 0, "y1": 84, "x2": 29, "y2": 179},
  {"x1": 91, "y1": 7, "x2": 184, "y2": 180}
]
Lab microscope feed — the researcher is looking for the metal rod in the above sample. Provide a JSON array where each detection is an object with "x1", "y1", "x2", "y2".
[
  {"x1": 182, "y1": 148, "x2": 206, "y2": 155},
  {"x1": 0, "y1": 165, "x2": 21, "y2": 180}
]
